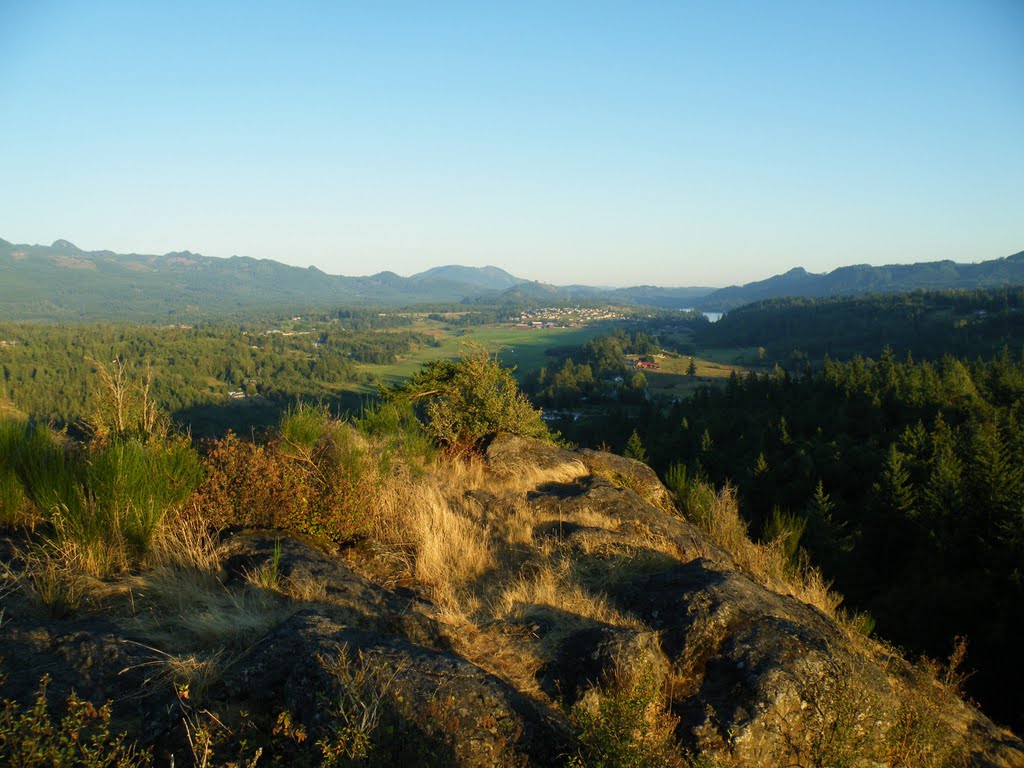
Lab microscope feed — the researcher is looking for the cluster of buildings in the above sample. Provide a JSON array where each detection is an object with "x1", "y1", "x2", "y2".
[{"x1": 512, "y1": 306, "x2": 626, "y2": 327}]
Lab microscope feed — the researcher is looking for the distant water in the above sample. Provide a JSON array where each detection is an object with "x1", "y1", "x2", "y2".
[{"x1": 683, "y1": 308, "x2": 723, "y2": 322}]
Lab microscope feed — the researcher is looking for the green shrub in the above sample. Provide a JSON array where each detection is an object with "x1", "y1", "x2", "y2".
[
  {"x1": 623, "y1": 430, "x2": 648, "y2": 463},
  {"x1": 279, "y1": 401, "x2": 334, "y2": 454},
  {"x1": 664, "y1": 463, "x2": 717, "y2": 526},
  {"x1": 0, "y1": 467, "x2": 28, "y2": 529},
  {"x1": 0, "y1": 419, "x2": 24, "y2": 466},
  {"x1": 7, "y1": 422, "x2": 82, "y2": 526},
  {"x1": 384, "y1": 349, "x2": 548, "y2": 455},
  {"x1": 0, "y1": 674, "x2": 151, "y2": 767},
  {"x1": 355, "y1": 399, "x2": 436, "y2": 472},
  {"x1": 71, "y1": 438, "x2": 203, "y2": 560},
  {"x1": 568, "y1": 663, "x2": 687, "y2": 768},
  {"x1": 198, "y1": 408, "x2": 375, "y2": 543},
  {"x1": 763, "y1": 506, "x2": 807, "y2": 573},
  {"x1": 1, "y1": 417, "x2": 202, "y2": 574}
]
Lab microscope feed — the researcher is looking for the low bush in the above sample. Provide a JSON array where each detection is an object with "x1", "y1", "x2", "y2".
[
  {"x1": 0, "y1": 674, "x2": 151, "y2": 768},
  {"x1": 664, "y1": 463, "x2": 718, "y2": 528},
  {"x1": 0, "y1": 466, "x2": 29, "y2": 529},
  {"x1": 197, "y1": 405, "x2": 376, "y2": 543},
  {"x1": 355, "y1": 399, "x2": 436, "y2": 473},
  {"x1": 71, "y1": 439, "x2": 203, "y2": 564},
  {"x1": 0, "y1": 418, "x2": 203, "y2": 576},
  {"x1": 384, "y1": 349, "x2": 549, "y2": 455},
  {"x1": 666, "y1": 464, "x2": 842, "y2": 619},
  {"x1": 567, "y1": 661, "x2": 687, "y2": 768}
]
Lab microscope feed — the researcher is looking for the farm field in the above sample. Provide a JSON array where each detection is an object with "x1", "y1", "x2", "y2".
[
  {"x1": 700, "y1": 346, "x2": 768, "y2": 367},
  {"x1": 626, "y1": 352, "x2": 750, "y2": 399},
  {"x1": 349, "y1": 323, "x2": 608, "y2": 390}
]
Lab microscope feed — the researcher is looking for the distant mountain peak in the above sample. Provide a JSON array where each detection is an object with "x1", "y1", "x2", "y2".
[
  {"x1": 410, "y1": 264, "x2": 526, "y2": 292},
  {"x1": 51, "y1": 239, "x2": 81, "y2": 252}
]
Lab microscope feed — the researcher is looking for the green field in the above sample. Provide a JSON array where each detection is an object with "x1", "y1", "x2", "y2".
[
  {"x1": 626, "y1": 352, "x2": 750, "y2": 399},
  {"x1": 700, "y1": 346, "x2": 769, "y2": 367},
  {"x1": 349, "y1": 323, "x2": 608, "y2": 391}
]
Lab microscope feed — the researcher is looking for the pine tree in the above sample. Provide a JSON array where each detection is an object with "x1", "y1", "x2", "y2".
[
  {"x1": 875, "y1": 444, "x2": 916, "y2": 520},
  {"x1": 966, "y1": 421, "x2": 1023, "y2": 542},
  {"x1": 624, "y1": 429, "x2": 648, "y2": 463}
]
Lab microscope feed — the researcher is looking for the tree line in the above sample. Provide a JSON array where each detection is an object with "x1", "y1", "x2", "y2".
[
  {"x1": 700, "y1": 287, "x2": 1024, "y2": 364},
  {"x1": 0, "y1": 322, "x2": 434, "y2": 432}
]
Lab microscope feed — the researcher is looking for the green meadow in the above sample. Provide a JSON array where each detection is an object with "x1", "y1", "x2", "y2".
[{"x1": 351, "y1": 323, "x2": 608, "y2": 390}]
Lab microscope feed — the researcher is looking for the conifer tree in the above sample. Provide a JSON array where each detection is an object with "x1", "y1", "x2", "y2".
[{"x1": 624, "y1": 429, "x2": 648, "y2": 463}]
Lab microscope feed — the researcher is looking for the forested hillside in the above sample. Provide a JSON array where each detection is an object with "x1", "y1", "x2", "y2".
[
  {"x1": 542, "y1": 291, "x2": 1024, "y2": 732},
  {"x1": 5, "y1": 285, "x2": 1024, "y2": 732},
  {"x1": 700, "y1": 288, "x2": 1024, "y2": 364},
  {"x1": 0, "y1": 320, "x2": 436, "y2": 434},
  {"x1": 2, "y1": 355, "x2": 1019, "y2": 766},
  {"x1": 634, "y1": 352, "x2": 1024, "y2": 730},
  {"x1": 698, "y1": 250, "x2": 1024, "y2": 310}
]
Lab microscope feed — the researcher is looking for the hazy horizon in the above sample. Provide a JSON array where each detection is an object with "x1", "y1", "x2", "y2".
[
  {"x1": 6, "y1": 233, "x2": 1024, "y2": 292},
  {"x1": 2, "y1": 1, "x2": 1021, "y2": 287}
]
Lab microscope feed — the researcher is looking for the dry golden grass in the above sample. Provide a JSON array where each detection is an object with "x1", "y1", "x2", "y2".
[
  {"x1": 492, "y1": 558, "x2": 642, "y2": 632},
  {"x1": 440, "y1": 450, "x2": 587, "y2": 495},
  {"x1": 117, "y1": 566, "x2": 291, "y2": 652},
  {"x1": 411, "y1": 488, "x2": 494, "y2": 604},
  {"x1": 49, "y1": 513, "x2": 131, "y2": 580},
  {"x1": 126, "y1": 643, "x2": 234, "y2": 704},
  {"x1": 490, "y1": 459, "x2": 589, "y2": 492},
  {"x1": 693, "y1": 485, "x2": 843, "y2": 619},
  {"x1": 147, "y1": 503, "x2": 221, "y2": 573},
  {"x1": 281, "y1": 571, "x2": 329, "y2": 602},
  {"x1": 361, "y1": 451, "x2": 656, "y2": 696},
  {"x1": 1, "y1": 541, "x2": 87, "y2": 618},
  {"x1": 449, "y1": 621, "x2": 548, "y2": 696},
  {"x1": 493, "y1": 496, "x2": 536, "y2": 547},
  {"x1": 372, "y1": 479, "x2": 494, "y2": 608},
  {"x1": 536, "y1": 506, "x2": 623, "y2": 533}
]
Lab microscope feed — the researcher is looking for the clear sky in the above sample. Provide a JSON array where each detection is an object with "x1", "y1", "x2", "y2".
[{"x1": 1, "y1": 1, "x2": 1021, "y2": 287}]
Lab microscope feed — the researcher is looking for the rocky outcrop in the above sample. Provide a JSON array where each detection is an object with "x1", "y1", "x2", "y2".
[
  {"x1": 217, "y1": 531, "x2": 448, "y2": 649},
  {"x1": 1, "y1": 436, "x2": 1021, "y2": 767},
  {"x1": 220, "y1": 611, "x2": 567, "y2": 767},
  {"x1": 0, "y1": 616, "x2": 179, "y2": 745},
  {"x1": 513, "y1": 442, "x2": 1024, "y2": 767},
  {"x1": 485, "y1": 434, "x2": 588, "y2": 484}
]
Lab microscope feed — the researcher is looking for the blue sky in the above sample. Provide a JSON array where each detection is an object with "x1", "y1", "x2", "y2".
[{"x1": 1, "y1": 1, "x2": 1021, "y2": 287}]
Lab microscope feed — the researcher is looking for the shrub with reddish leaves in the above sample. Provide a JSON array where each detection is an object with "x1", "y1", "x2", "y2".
[{"x1": 195, "y1": 406, "x2": 375, "y2": 543}]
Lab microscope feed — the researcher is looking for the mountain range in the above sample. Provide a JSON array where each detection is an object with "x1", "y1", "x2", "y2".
[
  {"x1": 700, "y1": 252, "x2": 1024, "y2": 310},
  {"x1": 1, "y1": 236, "x2": 1022, "y2": 320}
]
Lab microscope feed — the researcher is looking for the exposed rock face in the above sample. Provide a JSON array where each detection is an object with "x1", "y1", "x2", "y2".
[
  {"x1": 221, "y1": 611, "x2": 567, "y2": 767},
  {"x1": 578, "y1": 447, "x2": 677, "y2": 511},
  {"x1": 217, "y1": 531, "x2": 448, "y2": 649},
  {"x1": 505, "y1": 441, "x2": 1024, "y2": 767},
  {"x1": 1, "y1": 436, "x2": 1021, "y2": 767},
  {"x1": 0, "y1": 617, "x2": 180, "y2": 745},
  {"x1": 485, "y1": 433, "x2": 588, "y2": 483}
]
